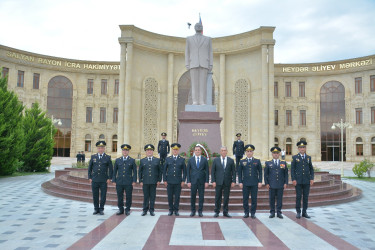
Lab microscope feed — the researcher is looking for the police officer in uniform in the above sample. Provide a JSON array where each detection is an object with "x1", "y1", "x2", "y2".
[
  {"x1": 233, "y1": 133, "x2": 245, "y2": 168},
  {"x1": 139, "y1": 144, "x2": 162, "y2": 216},
  {"x1": 76, "y1": 151, "x2": 82, "y2": 163},
  {"x1": 264, "y1": 147, "x2": 288, "y2": 219},
  {"x1": 163, "y1": 143, "x2": 186, "y2": 216},
  {"x1": 158, "y1": 132, "x2": 170, "y2": 166},
  {"x1": 291, "y1": 140, "x2": 314, "y2": 219},
  {"x1": 112, "y1": 144, "x2": 137, "y2": 216},
  {"x1": 81, "y1": 151, "x2": 86, "y2": 163},
  {"x1": 88, "y1": 141, "x2": 113, "y2": 215},
  {"x1": 238, "y1": 144, "x2": 262, "y2": 219}
]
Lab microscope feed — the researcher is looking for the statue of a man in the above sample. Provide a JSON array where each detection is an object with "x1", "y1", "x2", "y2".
[{"x1": 185, "y1": 23, "x2": 213, "y2": 105}]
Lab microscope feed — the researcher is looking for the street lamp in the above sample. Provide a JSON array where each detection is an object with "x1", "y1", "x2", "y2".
[
  {"x1": 331, "y1": 118, "x2": 352, "y2": 177},
  {"x1": 51, "y1": 115, "x2": 62, "y2": 139}
]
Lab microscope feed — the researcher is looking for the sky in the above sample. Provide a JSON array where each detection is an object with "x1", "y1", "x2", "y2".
[{"x1": 0, "y1": 0, "x2": 374, "y2": 63}]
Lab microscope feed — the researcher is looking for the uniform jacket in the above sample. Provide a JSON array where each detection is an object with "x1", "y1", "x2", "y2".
[
  {"x1": 233, "y1": 140, "x2": 245, "y2": 157},
  {"x1": 139, "y1": 157, "x2": 162, "y2": 184},
  {"x1": 211, "y1": 156, "x2": 236, "y2": 186},
  {"x1": 264, "y1": 160, "x2": 288, "y2": 189},
  {"x1": 157, "y1": 140, "x2": 170, "y2": 156},
  {"x1": 112, "y1": 156, "x2": 137, "y2": 185},
  {"x1": 291, "y1": 154, "x2": 314, "y2": 184},
  {"x1": 238, "y1": 158, "x2": 262, "y2": 186},
  {"x1": 163, "y1": 155, "x2": 187, "y2": 184},
  {"x1": 186, "y1": 156, "x2": 209, "y2": 185},
  {"x1": 88, "y1": 153, "x2": 113, "y2": 182},
  {"x1": 185, "y1": 34, "x2": 213, "y2": 69}
]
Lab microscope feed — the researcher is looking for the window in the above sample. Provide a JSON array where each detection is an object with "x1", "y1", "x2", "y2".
[
  {"x1": 355, "y1": 77, "x2": 362, "y2": 94},
  {"x1": 100, "y1": 107, "x2": 106, "y2": 123},
  {"x1": 17, "y1": 70, "x2": 24, "y2": 87},
  {"x1": 356, "y1": 137, "x2": 363, "y2": 156},
  {"x1": 113, "y1": 108, "x2": 118, "y2": 123},
  {"x1": 371, "y1": 75, "x2": 375, "y2": 92},
  {"x1": 299, "y1": 82, "x2": 305, "y2": 97},
  {"x1": 99, "y1": 134, "x2": 105, "y2": 140},
  {"x1": 86, "y1": 107, "x2": 92, "y2": 123},
  {"x1": 87, "y1": 79, "x2": 93, "y2": 94},
  {"x1": 285, "y1": 82, "x2": 291, "y2": 97},
  {"x1": 275, "y1": 110, "x2": 278, "y2": 126},
  {"x1": 101, "y1": 79, "x2": 107, "y2": 95},
  {"x1": 372, "y1": 107, "x2": 375, "y2": 124},
  {"x1": 112, "y1": 135, "x2": 118, "y2": 152},
  {"x1": 300, "y1": 137, "x2": 306, "y2": 142},
  {"x1": 114, "y1": 79, "x2": 119, "y2": 95},
  {"x1": 85, "y1": 134, "x2": 92, "y2": 152},
  {"x1": 286, "y1": 110, "x2": 292, "y2": 126},
  {"x1": 2, "y1": 67, "x2": 9, "y2": 78},
  {"x1": 300, "y1": 110, "x2": 306, "y2": 126},
  {"x1": 274, "y1": 82, "x2": 278, "y2": 97},
  {"x1": 286, "y1": 138, "x2": 292, "y2": 155},
  {"x1": 355, "y1": 108, "x2": 363, "y2": 124},
  {"x1": 33, "y1": 73, "x2": 40, "y2": 89},
  {"x1": 372, "y1": 137, "x2": 375, "y2": 156},
  {"x1": 274, "y1": 137, "x2": 279, "y2": 147}
]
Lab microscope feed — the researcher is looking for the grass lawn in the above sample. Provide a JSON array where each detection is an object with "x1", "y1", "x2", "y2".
[
  {"x1": 0, "y1": 171, "x2": 49, "y2": 178},
  {"x1": 344, "y1": 176, "x2": 375, "y2": 182}
]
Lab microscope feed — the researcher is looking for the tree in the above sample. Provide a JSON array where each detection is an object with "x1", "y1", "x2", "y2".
[
  {"x1": 0, "y1": 73, "x2": 25, "y2": 175},
  {"x1": 22, "y1": 103, "x2": 56, "y2": 172}
]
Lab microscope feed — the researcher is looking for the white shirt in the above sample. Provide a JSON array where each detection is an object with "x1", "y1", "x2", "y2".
[
  {"x1": 195, "y1": 156, "x2": 201, "y2": 165},
  {"x1": 221, "y1": 156, "x2": 227, "y2": 167}
]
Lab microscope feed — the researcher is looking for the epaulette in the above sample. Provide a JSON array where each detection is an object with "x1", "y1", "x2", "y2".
[{"x1": 241, "y1": 157, "x2": 247, "y2": 160}]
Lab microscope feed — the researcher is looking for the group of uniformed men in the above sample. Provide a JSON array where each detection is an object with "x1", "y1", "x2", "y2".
[{"x1": 88, "y1": 133, "x2": 314, "y2": 220}]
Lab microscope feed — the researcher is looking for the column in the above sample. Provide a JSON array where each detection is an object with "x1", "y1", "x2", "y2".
[
  {"x1": 117, "y1": 42, "x2": 126, "y2": 156},
  {"x1": 220, "y1": 54, "x2": 226, "y2": 146},
  {"x1": 268, "y1": 45, "x2": 275, "y2": 157},
  {"x1": 167, "y1": 53, "x2": 174, "y2": 141},
  {"x1": 123, "y1": 42, "x2": 133, "y2": 145},
  {"x1": 261, "y1": 45, "x2": 269, "y2": 158}
]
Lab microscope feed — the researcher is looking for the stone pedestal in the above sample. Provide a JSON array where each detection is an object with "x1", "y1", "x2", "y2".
[{"x1": 178, "y1": 111, "x2": 222, "y2": 155}]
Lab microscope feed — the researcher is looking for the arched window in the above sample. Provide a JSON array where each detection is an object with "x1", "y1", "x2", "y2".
[
  {"x1": 274, "y1": 137, "x2": 279, "y2": 147},
  {"x1": 286, "y1": 138, "x2": 292, "y2": 155},
  {"x1": 300, "y1": 137, "x2": 306, "y2": 142},
  {"x1": 371, "y1": 137, "x2": 375, "y2": 156},
  {"x1": 99, "y1": 134, "x2": 105, "y2": 140},
  {"x1": 85, "y1": 134, "x2": 91, "y2": 152},
  {"x1": 112, "y1": 135, "x2": 118, "y2": 152},
  {"x1": 356, "y1": 137, "x2": 363, "y2": 156}
]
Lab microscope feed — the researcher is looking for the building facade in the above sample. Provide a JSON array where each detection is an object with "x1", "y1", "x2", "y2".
[{"x1": 1, "y1": 25, "x2": 374, "y2": 161}]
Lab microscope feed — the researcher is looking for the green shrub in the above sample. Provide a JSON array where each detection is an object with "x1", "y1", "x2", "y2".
[{"x1": 352, "y1": 159, "x2": 373, "y2": 178}]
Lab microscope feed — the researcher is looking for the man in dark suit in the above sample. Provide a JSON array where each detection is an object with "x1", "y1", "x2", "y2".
[
  {"x1": 76, "y1": 151, "x2": 82, "y2": 163},
  {"x1": 291, "y1": 140, "x2": 314, "y2": 219},
  {"x1": 264, "y1": 147, "x2": 288, "y2": 219},
  {"x1": 139, "y1": 144, "x2": 162, "y2": 216},
  {"x1": 112, "y1": 144, "x2": 137, "y2": 216},
  {"x1": 187, "y1": 145, "x2": 209, "y2": 217},
  {"x1": 88, "y1": 141, "x2": 113, "y2": 215},
  {"x1": 158, "y1": 132, "x2": 170, "y2": 166},
  {"x1": 81, "y1": 151, "x2": 86, "y2": 163},
  {"x1": 238, "y1": 144, "x2": 262, "y2": 219},
  {"x1": 233, "y1": 133, "x2": 245, "y2": 168},
  {"x1": 163, "y1": 143, "x2": 186, "y2": 216},
  {"x1": 211, "y1": 146, "x2": 236, "y2": 218}
]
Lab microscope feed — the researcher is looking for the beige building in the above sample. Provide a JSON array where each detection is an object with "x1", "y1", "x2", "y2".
[{"x1": 1, "y1": 25, "x2": 374, "y2": 162}]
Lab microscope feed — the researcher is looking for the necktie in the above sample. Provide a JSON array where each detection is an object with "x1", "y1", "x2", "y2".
[
  {"x1": 123, "y1": 157, "x2": 126, "y2": 162},
  {"x1": 174, "y1": 156, "x2": 177, "y2": 161},
  {"x1": 302, "y1": 155, "x2": 304, "y2": 160},
  {"x1": 148, "y1": 157, "x2": 151, "y2": 162},
  {"x1": 197, "y1": 157, "x2": 200, "y2": 168},
  {"x1": 222, "y1": 158, "x2": 225, "y2": 169},
  {"x1": 99, "y1": 154, "x2": 102, "y2": 159}
]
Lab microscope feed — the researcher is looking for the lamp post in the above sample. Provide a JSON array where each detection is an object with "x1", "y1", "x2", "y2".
[
  {"x1": 51, "y1": 115, "x2": 62, "y2": 139},
  {"x1": 331, "y1": 118, "x2": 352, "y2": 177}
]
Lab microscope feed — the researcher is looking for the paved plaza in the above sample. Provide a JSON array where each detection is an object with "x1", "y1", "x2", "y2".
[{"x1": 0, "y1": 158, "x2": 374, "y2": 249}]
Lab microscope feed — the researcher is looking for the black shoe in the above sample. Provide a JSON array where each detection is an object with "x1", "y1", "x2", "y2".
[
  {"x1": 251, "y1": 214, "x2": 256, "y2": 219},
  {"x1": 168, "y1": 211, "x2": 173, "y2": 216},
  {"x1": 198, "y1": 212, "x2": 203, "y2": 217},
  {"x1": 116, "y1": 210, "x2": 124, "y2": 215},
  {"x1": 302, "y1": 213, "x2": 311, "y2": 219},
  {"x1": 141, "y1": 211, "x2": 147, "y2": 216},
  {"x1": 150, "y1": 211, "x2": 155, "y2": 216},
  {"x1": 269, "y1": 213, "x2": 275, "y2": 218},
  {"x1": 190, "y1": 212, "x2": 196, "y2": 217},
  {"x1": 296, "y1": 212, "x2": 301, "y2": 219},
  {"x1": 99, "y1": 210, "x2": 104, "y2": 215},
  {"x1": 125, "y1": 210, "x2": 130, "y2": 216},
  {"x1": 223, "y1": 213, "x2": 232, "y2": 218},
  {"x1": 175, "y1": 211, "x2": 179, "y2": 216},
  {"x1": 277, "y1": 213, "x2": 283, "y2": 219},
  {"x1": 214, "y1": 213, "x2": 219, "y2": 218},
  {"x1": 243, "y1": 213, "x2": 249, "y2": 218},
  {"x1": 93, "y1": 210, "x2": 99, "y2": 215}
]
